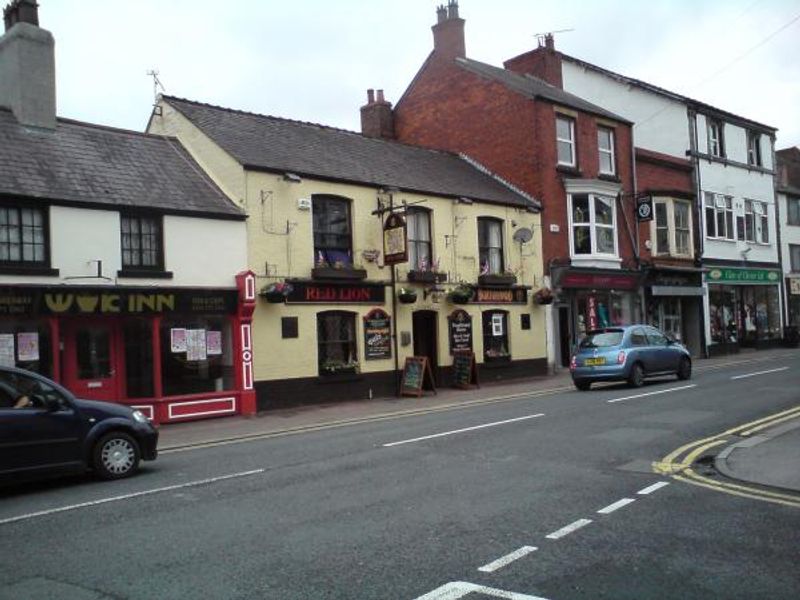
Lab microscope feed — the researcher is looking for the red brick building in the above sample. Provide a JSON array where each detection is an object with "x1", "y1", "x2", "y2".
[{"x1": 362, "y1": 2, "x2": 650, "y2": 367}]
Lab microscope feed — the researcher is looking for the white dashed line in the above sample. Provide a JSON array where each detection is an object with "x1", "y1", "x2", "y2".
[
  {"x1": 545, "y1": 518, "x2": 592, "y2": 540},
  {"x1": 478, "y1": 546, "x2": 538, "y2": 573},
  {"x1": 607, "y1": 384, "x2": 696, "y2": 404},
  {"x1": 0, "y1": 469, "x2": 265, "y2": 526},
  {"x1": 382, "y1": 413, "x2": 544, "y2": 447},
  {"x1": 731, "y1": 366, "x2": 789, "y2": 380},
  {"x1": 597, "y1": 497, "x2": 636, "y2": 514},
  {"x1": 638, "y1": 481, "x2": 670, "y2": 495}
]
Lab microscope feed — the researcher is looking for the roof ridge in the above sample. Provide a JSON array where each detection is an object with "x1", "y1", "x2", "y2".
[{"x1": 54, "y1": 114, "x2": 179, "y2": 141}]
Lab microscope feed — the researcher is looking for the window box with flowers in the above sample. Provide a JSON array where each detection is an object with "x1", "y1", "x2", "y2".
[
  {"x1": 319, "y1": 359, "x2": 361, "y2": 378},
  {"x1": 478, "y1": 272, "x2": 517, "y2": 287},
  {"x1": 448, "y1": 284, "x2": 474, "y2": 305},
  {"x1": 398, "y1": 287, "x2": 418, "y2": 304},
  {"x1": 311, "y1": 264, "x2": 367, "y2": 281},
  {"x1": 533, "y1": 287, "x2": 554, "y2": 305},
  {"x1": 261, "y1": 281, "x2": 294, "y2": 303},
  {"x1": 407, "y1": 270, "x2": 447, "y2": 284}
]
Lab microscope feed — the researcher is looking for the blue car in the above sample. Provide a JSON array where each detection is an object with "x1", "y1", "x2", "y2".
[{"x1": 570, "y1": 325, "x2": 692, "y2": 391}]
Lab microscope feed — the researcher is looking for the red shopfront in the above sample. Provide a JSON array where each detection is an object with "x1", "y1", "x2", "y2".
[{"x1": 0, "y1": 271, "x2": 257, "y2": 424}]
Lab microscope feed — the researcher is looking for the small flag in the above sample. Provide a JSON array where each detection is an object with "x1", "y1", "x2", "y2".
[
  {"x1": 317, "y1": 250, "x2": 325, "y2": 266},
  {"x1": 480, "y1": 261, "x2": 489, "y2": 275}
]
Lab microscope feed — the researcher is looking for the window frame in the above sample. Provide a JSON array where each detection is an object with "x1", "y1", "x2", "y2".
[
  {"x1": 707, "y1": 119, "x2": 725, "y2": 158},
  {"x1": 482, "y1": 310, "x2": 510, "y2": 362},
  {"x1": 478, "y1": 217, "x2": 505, "y2": 274},
  {"x1": 0, "y1": 201, "x2": 52, "y2": 272},
  {"x1": 653, "y1": 198, "x2": 693, "y2": 257},
  {"x1": 568, "y1": 193, "x2": 618, "y2": 258},
  {"x1": 787, "y1": 196, "x2": 800, "y2": 226},
  {"x1": 316, "y1": 310, "x2": 358, "y2": 376},
  {"x1": 312, "y1": 195, "x2": 354, "y2": 267},
  {"x1": 556, "y1": 115, "x2": 577, "y2": 167},
  {"x1": 742, "y1": 200, "x2": 769, "y2": 245},
  {"x1": 407, "y1": 207, "x2": 432, "y2": 271},
  {"x1": 597, "y1": 126, "x2": 616, "y2": 176},
  {"x1": 790, "y1": 244, "x2": 800, "y2": 273},
  {"x1": 120, "y1": 212, "x2": 165, "y2": 273},
  {"x1": 704, "y1": 192, "x2": 735, "y2": 241},
  {"x1": 747, "y1": 131, "x2": 762, "y2": 167}
]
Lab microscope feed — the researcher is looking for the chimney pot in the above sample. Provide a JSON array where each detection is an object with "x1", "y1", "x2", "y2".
[
  {"x1": 3, "y1": 0, "x2": 38, "y2": 32},
  {"x1": 360, "y1": 89, "x2": 395, "y2": 139},
  {"x1": 545, "y1": 33, "x2": 555, "y2": 50},
  {"x1": 377, "y1": 89, "x2": 385, "y2": 103},
  {"x1": 431, "y1": 0, "x2": 465, "y2": 59},
  {"x1": 367, "y1": 89, "x2": 375, "y2": 104},
  {"x1": 436, "y1": 4, "x2": 447, "y2": 23},
  {"x1": 447, "y1": 0, "x2": 459, "y2": 19}
]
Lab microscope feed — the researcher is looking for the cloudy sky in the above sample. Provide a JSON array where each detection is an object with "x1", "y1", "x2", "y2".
[{"x1": 39, "y1": 0, "x2": 800, "y2": 148}]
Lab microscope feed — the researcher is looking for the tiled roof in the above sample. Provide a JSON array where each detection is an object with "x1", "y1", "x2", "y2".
[
  {"x1": 0, "y1": 108, "x2": 244, "y2": 218},
  {"x1": 456, "y1": 57, "x2": 631, "y2": 124},
  {"x1": 162, "y1": 96, "x2": 539, "y2": 210}
]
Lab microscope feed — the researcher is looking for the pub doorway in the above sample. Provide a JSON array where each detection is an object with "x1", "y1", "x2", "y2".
[
  {"x1": 412, "y1": 310, "x2": 438, "y2": 386},
  {"x1": 61, "y1": 318, "x2": 122, "y2": 401}
]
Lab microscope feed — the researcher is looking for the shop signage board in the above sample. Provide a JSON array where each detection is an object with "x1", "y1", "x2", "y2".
[
  {"x1": 706, "y1": 268, "x2": 781, "y2": 284},
  {"x1": 0, "y1": 287, "x2": 238, "y2": 316},
  {"x1": 285, "y1": 281, "x2": 385, "y2": 304},
  {"x1": 472, "y1": 288, "x2": 528, "y2": 304},
  {"x1": 400, "y1": 356, "x2": 436, "y2": 397},
  {"x1": 383, "y1": 213, "x2": 408, "y2": 265},
  {"x1": 451, "y1": 349, "x2": 479, "y2": 390},
  {"x1": 559, "y1": 272, "x2": 639, "y2": 290},
  {"x1": 790, "y1": 278, "x2": 800, "y2": 295},
  {"x1": 448, "y1": 309, "x2": 473, "y2": 354},
  {"x1": 363, "y1": 309, "x2": 391, "y2": 360}
]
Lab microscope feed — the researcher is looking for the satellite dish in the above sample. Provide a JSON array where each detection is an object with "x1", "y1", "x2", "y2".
[{"x1": 512, "y1": 227, "x2": 533, "y2": 244}]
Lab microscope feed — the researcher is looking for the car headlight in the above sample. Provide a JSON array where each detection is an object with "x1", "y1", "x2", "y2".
[{"x1": 132, "y1": 410, "x2": 149, "y2": 424}]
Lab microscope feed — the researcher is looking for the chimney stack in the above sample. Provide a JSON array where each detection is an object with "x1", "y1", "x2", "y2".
[
  {"x1": 503, "y1": 32, "x2": 563, "y2": 89},
  {"x1": 0, "y1": 0, "x2": 56, "y2": 129},
  {"x1": 360, "y1": 88, "x2": 395, "y2": 140},
  {"x1": 432, "y1": 0, "x2": 465, "y2": 59}
]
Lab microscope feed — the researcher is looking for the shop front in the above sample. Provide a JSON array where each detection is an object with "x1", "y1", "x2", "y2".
[
  {"x1": 706, "y1": 266, "x2": 783, "y2": 355},
  {"x1": 645, "y1": 266, "x2": 704, "y2": 357},
  {"x1": 0, "y1": 272, "x2": 256, "y2": 424},
  {"x1": 786, "y1": 277, "x2": 800, "y2": 327}
]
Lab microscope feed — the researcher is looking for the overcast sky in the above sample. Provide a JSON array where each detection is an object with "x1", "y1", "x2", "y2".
[{"x1": 39, "y1": 0, "x2": 800, "y2": 148}]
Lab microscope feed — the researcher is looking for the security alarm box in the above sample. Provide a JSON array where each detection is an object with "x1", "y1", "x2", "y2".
[{"x1": 297, "y1": 198, "x2": 311, "y2": 211}]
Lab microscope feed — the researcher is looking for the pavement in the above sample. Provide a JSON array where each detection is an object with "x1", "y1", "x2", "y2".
[{"x1": 159, "y1": 348, "x2": 800, "y2": 495}]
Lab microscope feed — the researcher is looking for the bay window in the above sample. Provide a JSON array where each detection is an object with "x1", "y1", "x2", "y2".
[
  {"x1": 704, "y1": 192, "x2": 734, "y2": 240},
  {"x1": 570, "y1": 193, "x2": 617, "y2": 257}
]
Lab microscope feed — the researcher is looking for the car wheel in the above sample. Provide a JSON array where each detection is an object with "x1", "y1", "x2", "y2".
[
  {"x1": 627, "y1": 363, "x2": 644, "y2": 388},
  {"x1": 93, "y1": 431, "x2": 141, "y2": 480},
  {"x1": 574, "y1": 380, "x2": 591, "y2": 391},
  {"x1": 677, "y1": 357, "x2": 692, "y2": 381}
]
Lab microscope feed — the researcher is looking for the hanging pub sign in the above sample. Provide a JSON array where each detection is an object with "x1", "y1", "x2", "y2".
[
  {"x1": 363, "y1": 308, "x2": 392, "y2": 360},
  {"x1": 383, "y1": 213, "x2": 408, "y2": 265},
  {"x1": 448, "y1": 309, "x2": 473, "y2": 354},
  {"x1": 636, "y1": 195, "x2": 653, "y2": 222}
]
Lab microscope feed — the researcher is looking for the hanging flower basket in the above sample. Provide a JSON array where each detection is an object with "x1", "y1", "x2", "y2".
[
  {"x1": 533, "y1": 287, "x2": 554, "y2": 305},
  {"x1": 398, "y1": 288, "x2": 418, "y2": 304},
  {"x1": 261, "y1": 281, "x2": 293, "y2": 303},
  {"x1": 448, "y1": 285, "x2": 474, "y2": 305}
]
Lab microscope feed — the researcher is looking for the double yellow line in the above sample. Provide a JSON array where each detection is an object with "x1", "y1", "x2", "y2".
[{"x1": 653, "y1": 405, "x2": 800, "y2": 508}]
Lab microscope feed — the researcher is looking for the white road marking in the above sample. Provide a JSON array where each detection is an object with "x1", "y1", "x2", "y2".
[
  {"x1": 0, "y1": 469, "x2": 264, "y2": 526},
  {"x1": 478, "y1": 546, "x2": 538, "y2": 573},
  {"x1": 597, "y1": 497, "x2": 636, "y2": 514},
  {"x1": 413, "y1": 581, "x2": 550, "y2": 600},
  {"x1": 731, "y1": 366, "x2": 789, "y2": 380},
  {"x1": 607, "y1": 384, "x2": 696, "y2": 404},
  {"x1": 545, "y1": 518, "x2": 592, "y2": 540},
  {"x1": 638, "y1": 481, "x2": 670, "y2": 495},
  {"x1": 382, "y1": 413, "x2": 545, "y2": 447}
]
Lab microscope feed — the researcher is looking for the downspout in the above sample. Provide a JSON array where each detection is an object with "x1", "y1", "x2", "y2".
[
  {"x1": 629, "y1": 124, "x2": 645, "y2": 322},
  {"x1": 688, "y1": 108, "x2": 709, "y2": 358}
]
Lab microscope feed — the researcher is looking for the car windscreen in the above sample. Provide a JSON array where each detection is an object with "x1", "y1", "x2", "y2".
[{"x1": 579, "y1": 330, "x2": 624, "y2": 349}]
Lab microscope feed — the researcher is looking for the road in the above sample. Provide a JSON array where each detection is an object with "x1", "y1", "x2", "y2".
[{"x1": 1, "y1": 355, "x2": 799, "y2": 599}]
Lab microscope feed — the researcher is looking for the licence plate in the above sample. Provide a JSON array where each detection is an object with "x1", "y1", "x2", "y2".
[{"x1": 584, "y1": 357, "x2": 606, "y2": 366}]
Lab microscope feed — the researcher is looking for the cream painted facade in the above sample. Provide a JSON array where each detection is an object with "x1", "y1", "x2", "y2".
[{"x1": 149, "y1": 100, "x2": 546, "y2": 401}]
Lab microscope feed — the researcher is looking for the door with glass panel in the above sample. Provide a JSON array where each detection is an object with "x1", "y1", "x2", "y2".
[{"x1": 62, "y1": 320, "x2": 121, "y2": 401}]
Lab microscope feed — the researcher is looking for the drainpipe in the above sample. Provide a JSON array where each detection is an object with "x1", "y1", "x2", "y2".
[{"x1": 688, "y1": 108, "x2": 709, "y2": 358}]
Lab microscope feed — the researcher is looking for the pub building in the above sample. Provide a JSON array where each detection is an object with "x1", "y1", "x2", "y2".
[
  {"x1": 148, "y1": 95, "x2": 548, "y2": 408},
  {"x1": 0, "y1": 2, "x2": 253, "y2": 423}
]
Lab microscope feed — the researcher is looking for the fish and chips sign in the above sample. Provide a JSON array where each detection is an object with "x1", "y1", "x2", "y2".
[{"x1": 383, "y1": 213, "x2": 408, "y2": 265}]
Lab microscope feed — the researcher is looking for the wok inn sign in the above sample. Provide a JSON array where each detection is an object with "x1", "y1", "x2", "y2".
[{"x1": 0, "y1": 288, "x2": 237, "y2": 315}]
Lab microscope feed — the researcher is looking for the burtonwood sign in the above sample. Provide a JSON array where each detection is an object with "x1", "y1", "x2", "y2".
[
  {"x1": 0, "y1": 287, "x2": 238, "y2": 316},
  {"x1": 473, "y1": 287, "x2": 528, "y2": 304},
  {"x1": 285, "y1": 281, "x2": 386, "y2": 304}
]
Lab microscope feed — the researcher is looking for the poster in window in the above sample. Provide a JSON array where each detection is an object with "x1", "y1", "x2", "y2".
[
  {"x1": 206, "y1": 330, "x2": 222, "y2": 356},
  {"x1": 383, "y1": 213, "x2": 408, "y2": 265},
  {"x1": 16, "y1": 332, "x2": 39, "y2": 361},
  {"x1": 186, "y1": 329, "x2": 207, "y2": 361},
  {"x1": 170, "y1": 328, "x2": 187, "y2": 353},
  {"x1": 0, "y1": 334, "x2": 14, "y2": 367},
  {"x1": 491, "y1": 313, "x2": 504, "y2": 336}
]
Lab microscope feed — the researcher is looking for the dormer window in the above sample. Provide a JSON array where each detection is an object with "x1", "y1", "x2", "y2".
[
  {"x1": 707, "y1": 119, "x2": 725, "y2": 158},
  {"x1": 556, "y1": 115, "x2": 576, "y2": 167}
]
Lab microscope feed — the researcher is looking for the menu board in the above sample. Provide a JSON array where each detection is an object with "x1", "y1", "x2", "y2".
[
  {"x1": 400, "y1": 356, "x2": 437, "y2": 397},
  {"x1": 448, "y1": 309, "x2": 473, "y2": 354},
  {"x1": 452, "y1": 349, "x2": 479, "y2": 390},
  {"x1": 363, "y1": 309, "x2": 391, "y2": 360},
  {"x1": 186, "y1": 329, "x2": 207, "y2": 361}
]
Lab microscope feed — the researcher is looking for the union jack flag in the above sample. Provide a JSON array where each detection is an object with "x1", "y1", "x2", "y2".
[{"x1": 480, "y1": 261, "x2": 489, "y2": 275}]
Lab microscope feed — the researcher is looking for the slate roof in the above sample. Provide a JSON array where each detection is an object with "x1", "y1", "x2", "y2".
[
  {"x1": 456, "y1": 57, "x2": 631, "y2": 124},
  {"x1": 162, "y1": 96, "x2": 539, "y2": 210},
  {"x1": 0, "y1": 108, "x2": 244, "y2": 219}
]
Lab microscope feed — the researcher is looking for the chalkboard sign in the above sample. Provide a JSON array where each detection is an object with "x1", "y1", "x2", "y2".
[
  {"x1": 400, "y1": 356, "x2": 437, "y2": 397},
  {"x1": 363, "y1": 309, "x2": 391, "y2": 360},
  {"x1": 448, "y1": 309, "x2": 473, "y2": 354},
  {"x1": 452, "y1": 349, "x2": 479, "y2": 390}
]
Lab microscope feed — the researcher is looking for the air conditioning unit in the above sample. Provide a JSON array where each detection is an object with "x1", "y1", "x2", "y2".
[{"x1": 297, "y1": 198, "x2": 311, "y2": 211}]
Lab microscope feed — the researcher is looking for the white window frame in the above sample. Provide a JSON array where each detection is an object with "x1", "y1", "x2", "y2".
[
  {"x1": 753, "y1": 200, "x2": 769, "y2": 244},
  {"x1": 568, "y1": 193, "x2": 618, "y2": 258},
  {"x1": 652, "y1": 198, "x2": 693, "y2": 258},
  {"x1": 597, "y1": 126, "x2": 616, "y2": 175},
  {"x1": 707, "y1": 119, "x2": 725, "y2": 157},
  {"x1": 704, "y1": 192, "x2": 734, "y2": 241},
  {"x1": 556, "y1": 115, "x2": 576, "y2": 167},
  {"x1": 747, "y1": 131, "x2": 762, "y2": 167}
]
